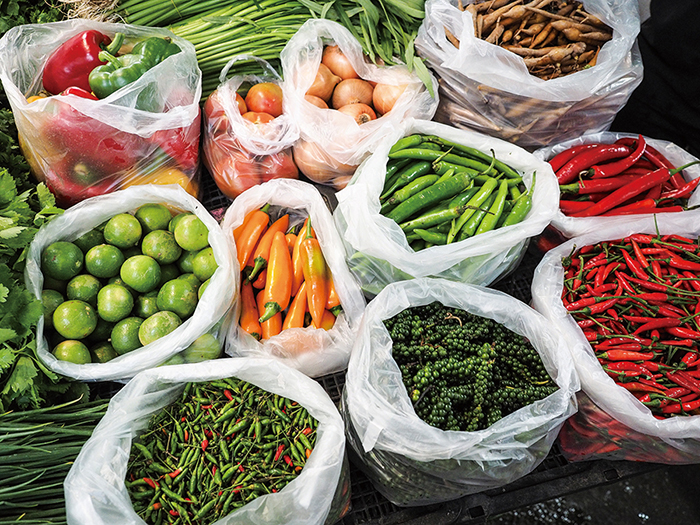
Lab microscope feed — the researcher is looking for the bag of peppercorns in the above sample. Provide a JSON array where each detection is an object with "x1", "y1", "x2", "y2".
[{"x1": 342, "y1": 277, "x2": 579, "y2": 506}]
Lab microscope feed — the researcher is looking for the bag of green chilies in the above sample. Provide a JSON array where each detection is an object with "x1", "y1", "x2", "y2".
[{"x1": 64, "y1": 358, "x2": 348, "y2": 524}]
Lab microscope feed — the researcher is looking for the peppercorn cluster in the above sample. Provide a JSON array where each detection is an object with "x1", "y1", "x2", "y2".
[{"x1": 385, "y1": 302, "x2": 558, "y2": 432}]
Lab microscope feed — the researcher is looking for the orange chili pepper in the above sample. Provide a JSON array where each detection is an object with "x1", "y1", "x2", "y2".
[
  {"x1": 311, "y1": 309, "x2": 336, "y2": 331},
  {"x1": 285, "y1": 233, "x2": 297, "y2": 255},
  {"x1": 252, "y1": 268, "x2": 266, "y2": 290},
  {"x1": 256, "y1": 288, "x2": 281, "y2": 339},
  {"x1": 283, "y1": 281, "x2": 307, "y2": 330},
  {"x1": 258, "y1": 231, "x2": 293, "y2": 323},
  {"x1": 247, "y1": 214, "x2": 289, "y2": 281},
  {"x1": 233, "y1": 205, "x2": 268, "y2": 244},
  {"x1": 236, "y1": 207, "x2": 270, "y2": 269},
  {"x1": 300, "y1": 221, "x2": 328, "y2": 328},
  {"x1": 325, "y1": 274, "x2": 340, "y2": 310},
  {"x1": 291, "y1": 218, "x2": 310, "y2": 296},
  {"x1": 239, "y1": 280, "x2": 261, "y2": 340}
]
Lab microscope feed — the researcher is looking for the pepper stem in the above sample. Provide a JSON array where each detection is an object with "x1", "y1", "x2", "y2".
[
  {"x1": 98, "y1": 50, "x2": 122, "y2": 68},
  {"x1": 104, "y1": 33, "x2": 124, "y2": 56},
  {"x1": 259, "y1": 301, "x2": 282, "y2": 323}
]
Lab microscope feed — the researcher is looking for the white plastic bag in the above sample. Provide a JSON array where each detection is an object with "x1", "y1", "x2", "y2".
[
  {"x1": 221, "y1": 178, "x2": 366, "y2": 377},
  {"x1": 280, "y1": 19, "x2": 439, "y2": 188},
  {"x1": 25, "y1": 185, "x2": 236, "y2": 382},
  {"x1": 64, "y1": 357, "x2": 348, "y2": 524},
  {"x1": 0, "y1": 19, "x2": 202, "y2": 206},
  {"x1": 533, "y1": 132, "x2": 700, "y2": 239},
  {"x1": 334, "y1": 118, "x2": 558, "y2": 296},
  {"x1": 343, "y1": 278, "x2": 579, "y2": 506},
  {"x1": 415, "y1": 0, "x2": 642, "y2": 149},
  {"x1": 532, "y1": 217, "x2": 700, "y2": 463}
]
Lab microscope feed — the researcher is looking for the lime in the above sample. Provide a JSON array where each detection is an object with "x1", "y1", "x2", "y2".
[
  {"x1": 120, "y1": 255, "x2": 161, "y2": 293},
  {"x1": 66, "y1": 274, "x2": 101, "y2": 307},
  {"x1": 139, "y1": 311, "x2": 182, "y2": 345},
  {"x1": 73, "y1": 229, "x2": 104, "y2": 254},
  {"x1": 111, "y1": 316, "x2": 144, "y2": 355},
  {"x1": 135, "y1": 291, "x2": 160, "y2": 318},
  {"x1": 160, "y1": 353, "x2": 186, "y2": 366},
  {"x1": 177, "y1": 273, "x2": 201, "y2": 290},
  {"x1": 86, "y1": 317, "x2": 114, "y2": 344},
  {"x1": 135, "y1": 203, "x2": 172, "y2": 233},
  {"x1": 158, "y1": 264, "x2": 180, "y2": 287},
  {"x1": 43, "y1": 275, "x2": 68, "y2": 294},
  {"x1": 198, "y1": 278, "x2": 210, "y2": 300},
  {"x1": 168, "y1": 212, "x2": 188, "y2": 233},
  {"x1": 157, "y1": 279, "x2": 198, "y2": 319},
  {"x1": 192, "y1": 247, "x2": 218, "y2": 282},
  {"x1": 182, "y1": 333, "x2": 222, "y2": 363},
  {"x1": 53, "y1": 340, "x2": 91, "y2": 364},
  {"x1": 97, "y1": 284, "x2": 134, "y2": 323},
  {"x1": 85, "y1": 244, "x2": 124, "y2": 279},
  {"x1": 53, "y1": 300, "x2": 97, "y2": 340},
  {"x1": 103, "y1": 213, "x2": 142, "y2": 249},
  {"x1": 91, "y1": 342, "x2": 118, "y2": 363},
  {"x1": 177, "y1": 250, "x2": 197, "y2": 274},
  {"x1": 173, "y1": 214, "x2": 209, "y2": 252},
  {"x1": 42, "y1": 241, "x2": 84, "y2": 281},
  {"x1": 42, "y1": 289, "x2": 64, "y2": 330},
  {"x1": 141, "y1": 230, "x2": 182, "y2": 265},
  {"x1": 122, "y1": 246, "x2": 142, "y2": 259}
]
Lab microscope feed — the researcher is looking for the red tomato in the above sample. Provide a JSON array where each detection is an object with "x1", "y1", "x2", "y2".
[
  {"x1": 234, "y1": 93, "x2": 247, "y2": 114},
  {"x1": 211, "y1": 149, "x2": 261, "y2": 199},
  {"x1": 245, "y1": 83, "x2": 284, "y2": 118},
  {"x1": 242, "y1": 111, "x2": 275, "y2": 125},
  {"x1": 204, "y1": 90, "x2": 229, "y2": 136},
  {"x1": 259, "y1": 150, "x2": 299, "y2": 182}
]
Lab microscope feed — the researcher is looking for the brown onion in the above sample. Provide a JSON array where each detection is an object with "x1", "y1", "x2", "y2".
[
  {"x1": 372, "y1": 83, "x2": 407, "y2": 115},
  {"x1": 304, "y1": 94, "x2": 329, "y2": 109},
  {"x1": 332, "y1": 79, "x2": 374, "y2": 109},
  {"x1": 322, "y1": 45, "x2": 359, "y2": 80},
  {"x1": 337, "y1": 103, "x2": 377, "y2": 125},
  {"x1": 293, "y1": 139, "x2": 357, "y2": 184},
  {"x1": 306, "y1": 63, "x2": 341, "y2": 102}
]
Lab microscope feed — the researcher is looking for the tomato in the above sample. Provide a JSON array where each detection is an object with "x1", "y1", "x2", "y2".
[
  {"x1": 234, "y1": 93, "x2": 247, "y2": 114},
  {"x1": 259, "y1": 150, "x2": 299, "y2": 183},
  {"x1": 244, "y1": 82, "x2": 283, "y2": 118},
  {"x1": 210, "y1": 149, "x2": 261, "y2": 199},
  {"x1": 242, "y1": 111, "x2": 275, "y2": 125}
]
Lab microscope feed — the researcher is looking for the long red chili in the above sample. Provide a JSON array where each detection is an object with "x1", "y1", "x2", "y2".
[
  {"x1": 549, "y1": 143, "x2": 601, "y2": 172},
  {"x1": 589, "y1": 135, "x2": 646, "y2": 179},
  {"x1": 556, "y1": 144, "x2": 630, "y2": 185}
]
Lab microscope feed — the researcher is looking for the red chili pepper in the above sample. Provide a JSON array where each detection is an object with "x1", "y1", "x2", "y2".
[
  {"x1": 224, "y1": 389, "x2": 234, "y2": 401},
  {"x1": 201, "y1": 439, "x2": 209, "y2": 452},
  {"x1": 201, "y1": 404, "x2": 213, "y2": 410},
  {"x1": 668, "y1": 256, "x2": 700, "y2": 272},
  {"x1": 661, "y1": 398, "x2": 700, "y2": 414},
  {"x1": 599, "y1": 201, "x2": 684, "y2": 216},
  {"x1": 667, "y1": 326, "x2": 700, "y2": 340},
  {"x1": 682, "y1": 352, "x2": 700, "y2": 366},
  {"x1": 659, "y1": 176, "x2": 700, "y2": 201},
  {"x1": 169, "y1": 510, "x2": 179, "y2": 517},
  {"x1": 572, "y1": 298, "x2": 619, "y2": 316},
  {"x1": 666, "y1": 371, "x2": 700, "y2": 394},
  {"x1": 143, "y1": 477, "x2": 159, "y2": 489},
  {"x1": 559, "y1": 175, "x2": 638, "y2": 195},
  {"x1": 556, "y1": 144, "x2": 630, "y2": 184},
  {"x1": 152, "y1": 502, "x2": 162, "y2": 510},
  {"x1": 184, "y1": 429, "x2": 188, "y2": 442},
  {"x1": 621, "y1": 249, "x2": 648, "y2": 280},
  {"x1": 617, "y1": 381, "x2": 665, "y2": 394},
  {"x1": 274, "y1": 444, "x2": 285, "y2": 462},
  {"x1": 589, "y1": 135, "x2": 646, "y2": 179},
  {"x1": 606, "y1": 361, "x2": 652, "y2": 375},
  {"x1": 283, "y1": 455, "x2": 294, "y2": 467},
  {"x1": 168, "y1": 468, "x2": 182, "y2": 479},
  {"x1": 625, "y1": 275, "x2": 667, "y2": 292},
  {"x1": 549, "y1": 143, "x2": 601, "y2": 172},
  {"x1": 638, "y1": 378, "x2": 668, "y2": 390},
  {"x1": 633, "y1": 317, "x2": 682, "y2": 334},
  {"x1": 559, "y1": 199, "x2": 595, "y2": 215},
  {"x1": 597, "y1": 350, "x2": 654, "y2": 361}
]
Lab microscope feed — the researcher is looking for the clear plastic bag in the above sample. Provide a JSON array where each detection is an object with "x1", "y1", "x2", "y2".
[
  {"x1": 64, "y1": 357, "x2": 348, "y2": 524},
  {"x1": 221, "y1": 178, "x2": 366, "y2": 378},
  {"x1": 531, "y1": 217, "x2": 700, "y2": 463},
  {"x1": 280, "y1": 19, "x2": 439, "y2": 188},
  {"x1": 0, "y1": 19, "x2": 202, "y2": 206},
  {"x1": 202, "y1": 56, "x2": 300, "y2": 199},
  {"x1": 25, "y1": 185, "x2": 236, "y2": 382},
  {"x1": 343, "y1": 278, "x2": 579, "y2": 506},
  {"x1": 415, "y1": 0, "x2": 643, "y2": 149},
  {"x1": 533, "y1": 132, "x2": 700, "y2": 239},
  {"x1": 334, "y1": 118, "x2": 558, "y2": 297}
]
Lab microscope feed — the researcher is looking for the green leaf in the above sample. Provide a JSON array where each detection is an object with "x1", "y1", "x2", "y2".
[
  {"x1": 36, "y1": 183, "x2": 56, "y2": 209},
  {"x1": 0, "y1": 170, "x2": 16, "y2": 206},
  {"x1": 2, "y1": 355, "x2": 38, "y2": 396},
  {"x1": 0, "y1": 345, "x2": 15, "y2": 370},
  {"x1": 412, "y1": 57, "x2": 435, "y2": 98},
  {"x1": 0, "y1": 282, "x2": 8, "y2": 303},
  {"x1": 0, "y1": 225, "x2": 26, "y2": 240},
  {"x1": 0, "y1": 328, "x2": 16, "y2": 345}
]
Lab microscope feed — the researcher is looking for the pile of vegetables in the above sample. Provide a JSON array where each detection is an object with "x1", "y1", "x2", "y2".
[
  {"x1": 385, "y1": 301, "x2": 558, "y2": 431},
  {"x1": 126, "y1": 378, "x2": 317, "y2": 523},
  {"x1": 562, "y1": 234, "x2": 700, "y2": 418},
  {"x1": 380, "y1": 133, "x2": 532, "y2": 251}
]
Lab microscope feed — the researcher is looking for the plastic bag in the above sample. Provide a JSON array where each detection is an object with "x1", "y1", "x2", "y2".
[
  {"x1": 533, "y1": 131, "x2": 700, "y2": 239},
  {"x1": 280, "y1": 19, "x2": 439, "y2": 188},
  {"x1": 25, "y1": 185, "x2": 236, "y2": 382},
  {"x1": 221, "y1": 178, "x2": 366, "y2": 378},
  {"x1": 343, "y1": 278, "x2": 579, "y2": 506},
  {"x1": 202, "y1": 55, "x2": 300, "y2": 199},
  {"x1": 415, "y1": 0, "x2": 642, "y2": 149},
  {"x1": 64, "y1": 357, "x2": 348, "y2": 524},
  {"x1": 334, "y1": 118, "x2": 558, "y2": 297},
  {"x1": 0, "y1": 19, "x2": 202, "y2": 206},
  {"x1": 531, "y1": 217, "x2": 700, "y2": 463}
]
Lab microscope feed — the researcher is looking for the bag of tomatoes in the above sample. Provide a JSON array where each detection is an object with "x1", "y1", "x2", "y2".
[
  {"x1": 202, "y1": 55, "x2": 300, "y2": 199},
  {"x1": 221, "y1": 178, "x2": 366, "y2": 378},
  {"x1": 280, "y1": 19, "x2": 439, "y2": 189}
]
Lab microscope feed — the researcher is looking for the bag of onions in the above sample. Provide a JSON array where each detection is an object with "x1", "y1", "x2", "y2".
[
  {"x1": 202, "y1": 55, "x2": 300, "y2": 199},
  {"x1": 280, "y1": 19, "x2": 439, "y2": 190}
]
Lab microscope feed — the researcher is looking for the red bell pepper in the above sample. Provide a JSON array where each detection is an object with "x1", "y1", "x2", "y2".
[
  {"x1": 43, "y1": 157, "x2": 117, "y2": 207},
  {"x1": 148, "y1": 109, "x2": 201, "y2": 171}
]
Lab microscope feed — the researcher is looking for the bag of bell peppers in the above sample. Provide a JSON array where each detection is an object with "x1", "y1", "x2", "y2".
[{"x1": 0, "y1": 19, "x2": 202, "y2": 207}]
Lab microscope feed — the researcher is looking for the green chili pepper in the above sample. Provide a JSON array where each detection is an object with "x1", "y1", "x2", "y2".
[
  {"x1": 458, "y1": 193, "x2": 497, "y2": 241},
  {"x1": 380, "y1": 161, "x2": 432, "y2": 201},
  {"x1": 502, "y1": 173, "x2": 535, "y2": 227},
  {"x1": 447, "y1": 177, "x2": 499, "y2": 243},
  {"x1": 476, "y1": 179, "x2": 509, "y2": 235},
  {"x1": 389, "y1": 133, "x2": 424, "y2": 154}
]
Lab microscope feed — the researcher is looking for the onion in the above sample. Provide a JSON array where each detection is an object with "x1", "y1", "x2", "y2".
[
  {"x1": 321, "y1": 45, "x2": 359, "y2": 80},
  {"x1": 293, "y1": 139, "x2": 357, "y2": 184},
  {"x1": 332, "y1": 79, "x2": 374, "y2": 109},
  {"x1": 337, "y1": 103, "x2": 377, "y2": 125},
  {"x1": 372, "y1": 83, "x2": 407, "y2": 115},
  {"x1": 304, "y1": 94, "x2": 329, "y2": 109},
  {"x1": 306, "y1": 63, "x2": 341, "y2": 102}
]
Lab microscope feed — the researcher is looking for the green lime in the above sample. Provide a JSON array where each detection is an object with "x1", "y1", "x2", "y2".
[
  {"x1": 173, "y1": 214, "x2": 209, "y2": 252},
  {"x1": 158, "y1": 264, "x2": 180, "y2": 287},
  {"x1": 198, "y1": 279, "x2": 210, "y2": 300},
  {"x1": 182, "y1": 333, "x2": 222, "y2": 363},
  {"x1": 43, "y1": 275, "x2": 68, "y2": 294},
  {"x1": 135, "y1": 291, "x2": 160, "y2": 318},
  {"x1": 177, "y1": 273, "x2": 201, "y2": 290},
  {"x1": 177, "y1": 250, "x2": 197, "y2": 274},
  {"x1": 120, "y1": 255, "x2": 161, "y2": 293},
  {"x1": 66, "y1": 274, "x2": 102, "y2": 307},
  {"x1": 168, "y1": 212, "x2": 188, "y2": 233},
  {"x1": 73, "y1": 229, "x2": 104, "y2": 254},
  {"x1": 90, "y1": 342, "x2": 118, "y2": 363},
  {"x1": 53, "y1": 340, "x2": 91, "y2": 364},
  {"x1": 160, "y1": 353, "x2": 186, "y2": 366},
  {"x1": 103, "y1": 213, "x2": 142, "y2": 249},
  {"x1": 42, "y1": 241, "x2": 84, "y2": 281},
  {"x1": 86, "y1": 317, "x2": 114, "y2": 344},
  {"x1": 53, "y1": 300, "x2": 97, "y2": 340},
  {"x1": 141, "y1": 230, "x2": 182, "y2": 265},
  {"x1": 139, "y1": 311, "x2": 182, "y2": 346},
  {"x1": 111, "y1": 316, "x2": 144, "y2": 355},
  {"x1": 135, "y1": 203, "x2": 173, "y2": 233},
  {"x1": 97, "y1": 284, "x2": 134, "y2": 323},
  {"x1": 192, "y1": 247, "x2": 218, "y2": 282},
  {"x1": 42, "y1": 289, "x2": 64, "y2": 330},
  {"x1": 122, "y1": 246, "x2": 142, "y2": 259},
  {"x1": 85, "y1": 244, "x2": 125, "y2": 279},
  {"x1": 157, "y1": 279, "x2": 198, "y2": 319}
]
